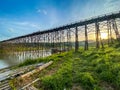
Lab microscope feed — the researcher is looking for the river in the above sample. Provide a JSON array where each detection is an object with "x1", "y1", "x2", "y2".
[
  {"x1": 0, "y1": 50, "x2": 51, "y2": 70},
  {"x1": 0, "y1": 60, "x2": 10, "y2": 69}
]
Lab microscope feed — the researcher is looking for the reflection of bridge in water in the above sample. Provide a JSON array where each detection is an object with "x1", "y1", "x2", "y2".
[
  {"x1": 0, "y1": 11, "x2": 120, "y2": 63},
  {"x1": 2, "y1": 50, "x2": 51, "y2": 63}
]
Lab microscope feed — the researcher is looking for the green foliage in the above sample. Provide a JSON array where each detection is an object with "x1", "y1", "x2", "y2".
[
  {"x1": 100, "y1": 71, "x2": 115, "y2": 83},
  {"x1": 111, "y1": 63, "x2": 120, "y2": 76},
  {"x1": 41, "y1": 59, "x2": 72, "y2": 90},
  {"x1": 115, "y1": 71, "x2": 120, "y2": 88},
  {"x1": 18, "y1": 51, "x2": 70, "y2": 67},
  {"x1": 9, "y1": 81, "x2": 16, "y2": 90},
  {"x1": 18, "y1": 58, "x2": 43, "y2": 67},
  {"x1": 95, "y1": 63, "x2": 111, "y2": 73},
  {"x1": 75, "y1": 72, "x2": 96, "y2": 90},
  {"x1": 16, "y1": 42, "x2": 120, "y2": 90}
]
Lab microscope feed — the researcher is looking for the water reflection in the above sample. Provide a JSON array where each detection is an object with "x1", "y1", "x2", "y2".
[{"x1": 0, "y1": 50, "x2": 51, "y2": 69}]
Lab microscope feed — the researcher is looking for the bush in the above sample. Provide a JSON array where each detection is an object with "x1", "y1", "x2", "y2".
[
  {"x1": 110, "y1": 65, "x2": 120, "y2": 89},
  {"x1": 111, "y1": 63, "x2": 120, "y2": 76},
  {"x1": 100, "y1": 71, "x2": 115, "y2": 83},
  {"x1": 41, "y1": 59, "x2": 72, "y2": 90},
  {"x1": 95, "y1": 63, "x2": 111, "y2": 73},
  {"x1": 41, "y1": 71, "x2": 72, "y2": 90},
  {"x1": 115, "y1": 71, "x2": 120, "y2": 88},
  {"x1": 75, "y1": 72, "x2": 96, "y2": 90},
  {"x1": 41, "y1": 76, "x2": 60, "y2": 90}
]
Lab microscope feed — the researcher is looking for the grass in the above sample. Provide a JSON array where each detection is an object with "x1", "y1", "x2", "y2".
[
  {"x1": 10, "y1": 42, "x2": 120, "y2": 90},
  {"x1": 38, "y1": 43, "x2": 120, "y2": 90},
  {"x1": 40, "y1": 55, "x2": 73, "y2": 90}
]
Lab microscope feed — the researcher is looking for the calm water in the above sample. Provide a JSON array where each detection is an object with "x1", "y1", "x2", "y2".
[
  {"x1": 0, "y1": 60, "x2": 10, "y2": 69},
  {"x1": 0, "y1": 50, "x2": 51, "y2": 69}
]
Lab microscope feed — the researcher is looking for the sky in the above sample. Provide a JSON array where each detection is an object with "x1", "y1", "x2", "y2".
[{"x1": 0, "y1": 0, "x2": 120, "y2": 41}]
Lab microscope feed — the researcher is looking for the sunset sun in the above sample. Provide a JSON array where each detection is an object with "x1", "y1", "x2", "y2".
[{"x1": 101, "y1": 32, "x2": 108, "y2": 39}]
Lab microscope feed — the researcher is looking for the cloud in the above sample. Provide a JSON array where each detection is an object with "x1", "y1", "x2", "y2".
[
  {"x1": 37, "y1": 9, "x2": 47, "y2": 15},
  {"x1": 0, "y1": 19, "x2": 41, "y2": 41},
  {"x1": 11, "y1": 21, "x2": 41, "y2": 29},
  {"x1": 15, "y1": 22, "x2": 29, "y2": 25},
  {"x1": 8, "y1": 28, "x2": 14, "y2": 33},
  {"x1": 0, "y1": 29, "x2": 14, "y2": 41},
  {"x1": 103, "y1": 0, "x2": 120, "y2": 12},
  {"x1": 1, "y1": 0, "x2": 120, "y2": 41},
  {"x1": 48, "y1": 10, "x2": 59, "y2": 27},
  {"x1": 30, "y1": 24, "x2": 41, "y2": 28},
  {"x1": 70, "y1": 0, "x2": 120, "y2": 22},
  {"x1": 0, "y1": 18, "x2": 41, "y2": 29}
]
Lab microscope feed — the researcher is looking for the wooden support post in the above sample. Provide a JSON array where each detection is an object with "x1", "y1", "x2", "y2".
[
  {"x1": 30, "y1": 36, "x2": 33, "y2": 58},
  {"x1": 100, "y1": 32, "x2": 104, "y2": 49},
  {"x1": 38, "y1": 35, "x2": 40, "y2": 57},
  {"x1": 63, "y1": 31, "x2": 65, "y2": 51},
  {"x1": 112, "y1": 19, "x2": 120, "y2": 41},
  {"x1": 95, "y1": 22, "x2": 100, "y2": 49},
  {"x1": 53, "y1": 32, "x2": 55, "y2": 48},
  {"x1": 107, "y1": 21, "x2": 110, "y2": 45},
  {"x1": 110, "y1": 21, "x2": 113, "y2": 43},
  {"x1": 84, "y1": 24, "x2": 88, "y2": 50},
  {"x1": 58, "y1": 31, "x2": 60, "y2": 50},
  {"x1": 66, "y1": 29, "x2": 69, "y2": 51},
  {"x1": 107, "y1": 20, "x2": 113, "y2": 44},
  {"x1": 75, "y1": 26, "x2": 79, "y2": 52},
  {"x1": 62, "y1": 33, "x2": 64, "y2": 50},
  {"x1": 41, "y1": 35, "x2": 44, "y2": 57},
  {"x1": 67, "y1": 28, "x2": 71, "y2": 51},
  {"x1": 50, "y1": 33, "x2": 52, "y2": 49},
  {"x1": 56, "y1": 31, "x2": 58, "y2": 50},
  {"x1": 69, "y1": 29, "x2": 72, "y2": 50},
  {"x1": 43, "y1": 34, "x2": 45, "y2": 57},
  {"x1": 59, "y1": 31, "x2": 61, "y2": 51}
]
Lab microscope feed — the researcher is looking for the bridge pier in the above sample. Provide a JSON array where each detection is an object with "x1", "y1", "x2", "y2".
[
  {"x1": 84, "y1": 24, "x2": 88, "y2": 50},
  {"x1": 75, "y1": 26, "x2": 79, "y2": 52},
  {"x1": 112, "y1": 19, "x2": 120, "y2": 41},
  {"x1": 95, "y1": 22, "x2": 100, "y2": 49}
]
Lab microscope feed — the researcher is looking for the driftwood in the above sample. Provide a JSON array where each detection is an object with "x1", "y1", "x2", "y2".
[
  {"x1": 21, "y1": 61, "x2": 53, "y2": 79},
  {"x1": 21, "y1": 78, "x2": 39, "y2": 90},
  {"x1": 17, "y1": 61, "x2": 53, "y2": 90}
]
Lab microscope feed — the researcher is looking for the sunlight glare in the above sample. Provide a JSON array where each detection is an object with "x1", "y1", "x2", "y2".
[{"x1": 101, "y1": 32, "x2": 108, "y2": 39}]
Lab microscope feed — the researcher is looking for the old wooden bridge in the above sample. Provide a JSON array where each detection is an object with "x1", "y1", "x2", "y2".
[{"x1": 0, "y1": 11, "x2": 120, "y2": 59}]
